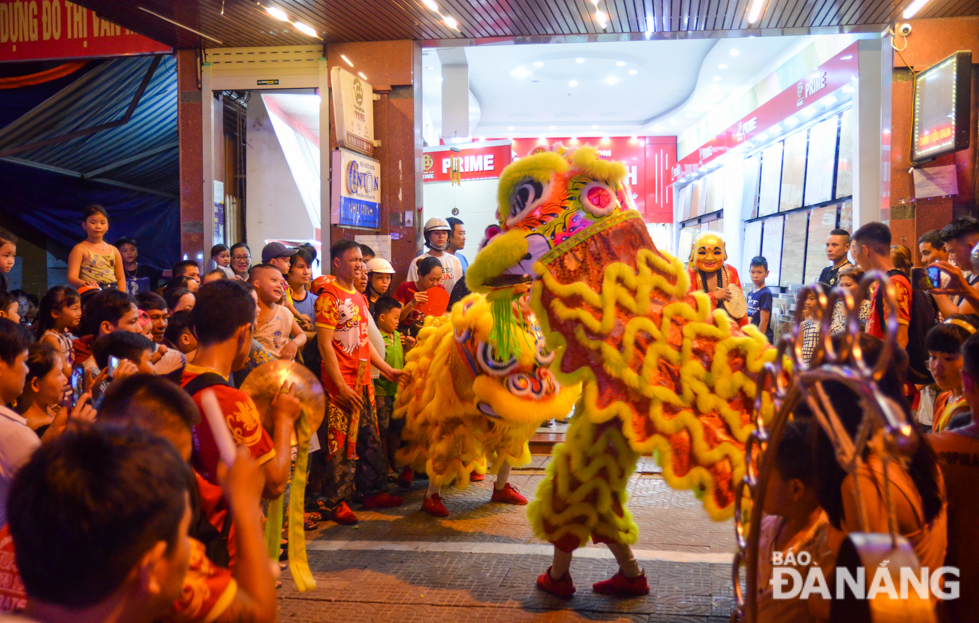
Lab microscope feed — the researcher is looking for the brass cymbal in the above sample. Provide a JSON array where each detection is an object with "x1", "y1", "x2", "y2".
[{"x1": 239, "y1": 360, "x2": 326, "y2": 434}]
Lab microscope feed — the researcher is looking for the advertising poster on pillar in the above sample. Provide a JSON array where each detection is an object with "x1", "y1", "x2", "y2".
[
  {"x1": 422, "y1": 142, "x2": 512, "y2": 183},
  {"x1": 0, "y1": 1, "x2": 170, "y2": 62},
  {"x1": 331, "y1": 66, "x2": 375, "y2": 157},
  {"x1": 331, "y1": 148, "x2": 381, "y2": 230}
]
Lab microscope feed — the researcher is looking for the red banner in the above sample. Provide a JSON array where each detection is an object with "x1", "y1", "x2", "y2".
[
  {"x1": 0, "y1": 1, "x2": 170, "y2": 63},
  {"x1": 422, "y1": 142, "x2": 512, "y2": 183},
  {"x1": 674, "y1": 42, "x2": 859, "y2": 179}
]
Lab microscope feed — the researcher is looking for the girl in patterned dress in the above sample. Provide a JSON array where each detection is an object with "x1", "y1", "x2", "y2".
[
  {"x1": 34, "y1": 286, "x2": 82, "y2": 408},
  {"x1": 67, "y1": 205, "x2": 126, "y2": 292}
]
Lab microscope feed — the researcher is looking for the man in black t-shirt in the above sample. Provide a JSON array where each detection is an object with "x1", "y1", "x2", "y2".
[{"x1": 817, "y1": 228, "x2": 853, "y2": 287}]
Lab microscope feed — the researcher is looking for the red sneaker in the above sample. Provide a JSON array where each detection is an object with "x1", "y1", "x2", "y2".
[
  {"x1": 422, "y1": 494, "x2": 450, "y2": 517},
  {"x1": 331, "y1": 501, "x2": 358, "y2": 525},
  {"x1": 536, "y1": 567, "x2": 576, "y2": 598},
  {"x1": 470, "y1": 471, "x2": 485, "y2": 481},
  {"x1": 363, "y1": 492, "x2": 404, "y2": 509},
  {"x1": 396, "y1": 467, "x2": 413, "y2": 488},
  {"x1": 491, "y1": 483, "x2": 528, "y2": 505},
  {"x1": 592, "y1": 570, "x2": 649, "y2": 596}
]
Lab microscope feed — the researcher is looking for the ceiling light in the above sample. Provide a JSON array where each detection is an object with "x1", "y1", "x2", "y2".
[
  {"x1": 426, "y1": 66, "x2": 435, "y2": 70},
  {"x1": 713, "y1": 76, "x2": 722, "y2": 81},
  {"x1": 341, "y1": 55, "x2": 353, "y2": 67},
  {"x1": 358, "y1": 72, "x2": 367, "y2": 79},
  {"x1": 539, "y1": 136, "x2": 547, "y2": 143},
  {"x1": 435, "y1": 77, "x2": 443, "y2": 83},
  {"x1": 770, "y1": 126, "x2": 782, "y2": 134},
  {"x1": 841, "y1": 55, "x2": 853, "y2": 60},
  {"x1": 508, "y1": 126, "x2": 515, "y2": 130},
  {"x1": 669, "y1": 119, "x2": 676, "y2": 125},
  {"x1": 646, "y1": 15, "x2": 655, "y2": 32},
  {"x1": 718, "y1": 63, "x2": 728, "y2": 69},
  {"x1": 423, "y1": 0, "x2": 439, "y2": 10},
  {"x1": 592, "y1": 125, "x2": 599, "y2": 129},
  {"x1": 265, "y1": 6, "x2": 288, "y2": 21},
  {"x1": 630, "y1": 135, "x2": 637, "y2": 142},
  {"x1": 444, "y1": 15, "x2": 459, "y2": 29},
  {"x1": 549, "y1": 125, "x2": 556, "y2": 130},
  {"x1": 511, "y1": 68, "x2": 530, "y2": 78},
  {"x1": 590, "y1": 0, "x2": 601, "y2": 5},
  {"x1": 607, "y1": 76, "x2": 618, "y2": 84},
  {"x1": 903, "y1": 0, "x2": 931, "y2": 17},
  {"x1": 569, "y1": 80, "x2": 578, "y2": 87},
  {"x1": 294, "y1": 22, "x2": 317, "y2": 37},
  {"x1": 628, "y1": 69, "x2": 638, "y2": 75},
  {"x1": 801, "y1": 107, "x2": 815, "y2": 116},
  {"x1": 842, "y1": 84, "x2": 854, "y2": 93},
  {"x1": 730, "y1": 48, "x2": 741, "y2": 56},
  {"x1": 653, "y1": 124, "x2": 662, "y2": 130},
  {"x1": 534, "y1": 61, "x2": 543, "y2": 67},
  {"x1": 785, "y1": 117, "x2": 798, "y2": 125},
  {"x1": 576, "y1": 58, "x2": 585, "y2": 63},
  {"x1": 616, "y1": 61, "x2": 626, "y2": 66},
  {"x1": 747, "y1": 0, "x2": 765, "y2": 23},
  {"x1": 595, "y1": 10, "x2": 608, "y2": 28},
  {"x1": 755, "y1": 133, "x2": 767, "y2": 141},
  {"x1": 822, "y1": 96, "x2": 838, "y2": 107}
]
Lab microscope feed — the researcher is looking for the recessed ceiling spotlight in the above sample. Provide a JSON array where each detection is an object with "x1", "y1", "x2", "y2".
[
  {"x1": 628, "y1": 69, "x2": 638, "y2": 75},
  {"x1": 426, "y1": 66, "x2": 435, "y2": 70},
  {"x1": 607, "y1": 76, "x2": 618, "y2": 84},
  {"x1": 265, "y1": 6, "x2": 288, "y2": 21},
  {"x1": 341, "y1": 54, "x2": 354, "y2": 67},
  {"x1": 616, "y1": 61, "x2": 626, "y2": 66},
  {"x1": 842, "y1": 84, "x2": 854, "y2": 93},
  {"x1": 592, "y1": 125, "x2": 599, "y2": 129},
  {"x1": 423, "y1": 0, "x2": 439, "y2": 10},
  {"x1": 770, "y1": 126, "x2": 782, "y2": 134},
  {"x1": 730, "y1": 48, "x2": 740, "y2": 56},
  {"x1": 718, "y1": 63, "x2": 728, "y2": 69},
  {"x1": 511, "y1": 68, "x2": 530, "y2": 78},
  {"x1": 569, "y1": 80, "x2": 578, "y2": 86},
  {"x1": 534, "y1": 61, "x2": 543, "y2": 67},
  {"x1": 785, "y1": 117, "x2": 798, "y2": 125},
  {"x1": 444, "y1": 15, "x2": 459, "y2": 29},
  {"x1": 549, "y1": 125, "x2": 556, "y2": 130},
  {"x1": 713, "y1": 76, "x2": 722, "y2": 81},
  {"x1": 576, "y1": 58, "x2": 585, "y2": 63},
  {"x1": 508, "y1": 126, "x2": 515, "y2": 130},
  {"x1": 294, "y1": 22, "x2": 317, "y2": 37}
]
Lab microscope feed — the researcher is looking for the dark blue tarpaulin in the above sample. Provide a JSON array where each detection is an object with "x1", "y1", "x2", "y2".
[{"x1": 0, "y1": 160, "x2": 178, "y2": 270}]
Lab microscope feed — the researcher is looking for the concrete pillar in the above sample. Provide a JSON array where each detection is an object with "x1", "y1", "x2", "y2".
[
  {"x1": 851, "y1": 37, "x2": 893, "y2": 229},
  {"x1": 177, "y1": 50, "x2": 204, "y2": 262},
  {"x1": 327, "y1": 41, "x2": 423, "y2": 283}
]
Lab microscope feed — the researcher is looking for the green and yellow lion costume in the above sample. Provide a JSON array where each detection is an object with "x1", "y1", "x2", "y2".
[
  {"x1": 393, "y1": 293, "x2": 579, "y2": 488},
  {"x1": 467, "y1": 145, "x2": 775, "y2": 552}
]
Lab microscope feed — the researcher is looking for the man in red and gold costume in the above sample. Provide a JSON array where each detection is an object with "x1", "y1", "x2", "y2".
[{"x1": 687, "y1": 232, "x2": 748, "y2": 326}]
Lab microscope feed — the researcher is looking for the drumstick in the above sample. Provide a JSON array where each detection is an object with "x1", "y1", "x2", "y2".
[{"x1": 201, "y1": 389, "x2": 237, "y2": 468}]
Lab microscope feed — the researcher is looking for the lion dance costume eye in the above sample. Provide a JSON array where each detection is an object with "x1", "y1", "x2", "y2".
[{"x1": 465, "y1": 144, "x2": 775, "y2": 595}]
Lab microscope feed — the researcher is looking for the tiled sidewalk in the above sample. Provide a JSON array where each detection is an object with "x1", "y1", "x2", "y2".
[{"x1": 278, "y1": 462, "x2": 741, "y2": 622}]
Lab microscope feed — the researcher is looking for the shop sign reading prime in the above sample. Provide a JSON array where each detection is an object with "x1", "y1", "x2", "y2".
[
  {"x1": 331, "y1": 66, "x2": 374, "y2": 157},
  {"x1": 331, "y1": 148, "x2": 381, "y2": 229},
  {"x1": 422, "y1": 143, "x2": 512, "y2": 183},
  {"x1": 0, "y1": 1, "x2": 170, "y2": 62}
]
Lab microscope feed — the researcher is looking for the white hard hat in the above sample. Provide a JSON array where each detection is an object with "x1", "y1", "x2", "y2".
[
  {"x1": 424, "y1": 217, "x2": 451, "y2": 233},
  {"x1": 366, "y1": 258, "x2": 395, "y2": 274}
]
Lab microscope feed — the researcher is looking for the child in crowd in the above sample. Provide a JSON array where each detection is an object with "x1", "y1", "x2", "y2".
[
  {"x1": 203, "y1": 269, "x2": 228, "y2": 285},
  {"x1": 0, "y1": 230, "x2": 16, "y2": 292},
  {"x1": 0, "y1": 319, "x2": 39, "y2": 526},
  {"x1": 230, "y1": 242, "x2": 252, "y2": 280},
  {"x1": 927, "y1": 317, "x2": 977, "y2": 432},
  {"x1": 92, "y1": 330, "x2": 158, "y2": 378},
  {"x1": 0, "y1": 290, "x2": 20, "y2": 324},
  {"x1": 172, "y1": 260, "x2": 202, "y2": 290},
  {"x1": 165, "y1": 287, "x2": 196, "y2": 314},
  {"x1": 210, "y1": 243, "x2": 235, "y2": 278},
  {"x1": 9, "y1": 290, "x2": 29, "y2": 326},
  {"x1": 799, "y1": 291, "x2": 820, "y2": 365},
  {"x1": 250, "y1": 264, "x2": 306, "y2": 360},
  {"x1": 373, "y1": 296, "x2": 413, "y2": 478},
  {"x1": 366, "y1": 258, "x2": 395, "y2": 315},
  {"x1": 115, "y1": 237, "x2": 162, "y2": 295},
  {"x1": 287, "y1": 248, "x2": 316, "y2": 331},
  {"x1": 746, "y1": 256, "x2": 773, "y2": 342},
  {"x1": 73, "y1": 290, "x2": 141, "y2": 376},
  {"x1": 67, "y1": 205, "x2": 126, "y2": 292},
  {"x1": 16, "y1": 343, "x2": 96, "y2": 443},
  {"x1": 829, "y1": 266, "x2": 870, "y2": 335},
  {"x1": 99, "y1": 375, "x2": 278, "y2": 621},
  {"x1": 35, "y1": 285, "x2": 81, "y2": 405},
  {"x1": 136, "y1": 291, "x2": 187, "y2": 379},
  {"x1": 929, "y1": 331, "x2": 979, "y2": 623},
  {"x1": 164, "y1": 309, "x2": 198, "y2": 360},
  {"x1": 394, "y1": 255, "x2": 444, "y2": 337},
  {"x1": 757, "y1": 419, "x2": 834, "y2": 623},
  {"x1": 360, "y1": 244, "x2": 375, "y2": 263}
]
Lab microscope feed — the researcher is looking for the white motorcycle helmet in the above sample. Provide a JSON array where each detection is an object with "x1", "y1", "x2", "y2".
[{"x1": 423, "y1": 217, "x2": 452, "y2": 251}]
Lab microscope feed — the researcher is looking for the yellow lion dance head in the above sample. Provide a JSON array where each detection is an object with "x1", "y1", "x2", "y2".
[{"x1": 394, "y1": 293, "x2": 580, "y2": 486}]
